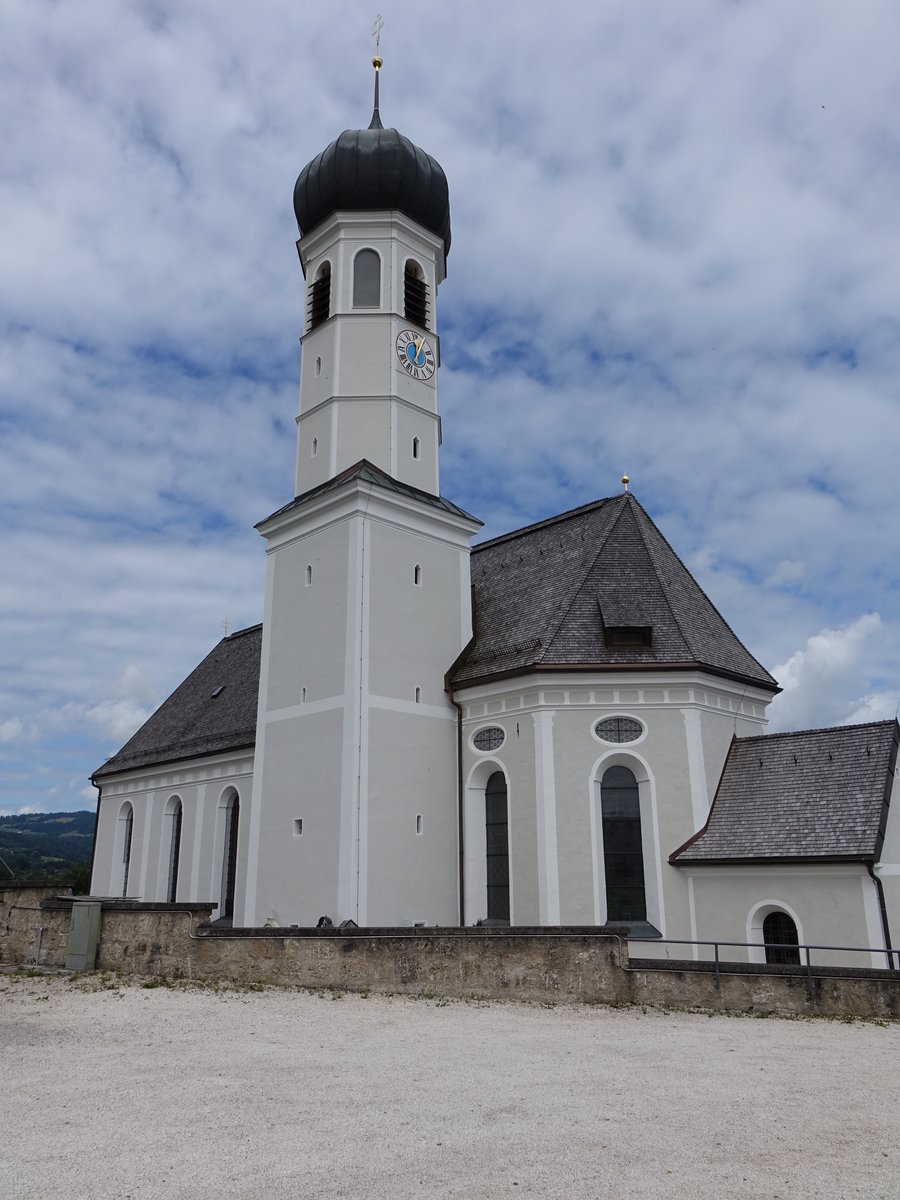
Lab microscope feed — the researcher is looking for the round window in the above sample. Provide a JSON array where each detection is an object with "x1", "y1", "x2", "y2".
[
  {"x1": 473, "y1": 726, "x2": 505, "y2": 752},
  {"x1": 594, "y1": 716, "x2": 643, "y2": 744}
]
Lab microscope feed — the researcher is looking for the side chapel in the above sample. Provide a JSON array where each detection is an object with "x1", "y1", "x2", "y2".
[{"x1": 89, "y1": 63, "x2": 899, "y2": 968}]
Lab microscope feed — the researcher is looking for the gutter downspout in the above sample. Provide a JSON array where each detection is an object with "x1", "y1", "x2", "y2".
[
  {"x1": 88, "y1": 783, "x2": 102, "y2": 895},
  {"x1": 447, "y1": 683, "x2": 465, "y2": 928},
  {"x1": 867, "y1": 862, "x2": 895, "y2": 971}
]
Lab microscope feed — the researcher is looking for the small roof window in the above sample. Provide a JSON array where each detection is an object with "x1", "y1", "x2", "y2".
[{"x1": 604, "y1": 625, "x2": 652, "y2": 648}]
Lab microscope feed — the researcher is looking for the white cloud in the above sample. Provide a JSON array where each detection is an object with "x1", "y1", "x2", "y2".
[
  {"x1": 0, "y1": 719, "x2": 24, "y2": 744},
  {"x1": 768, "y1": 614, "x2": 888, "y2": 731},
  {"x1": 1, "y1": 1, "x2": 898, "y2": 809},
  {"x1": 83, "y1": 700, "x2": 155, "y2": 744}
]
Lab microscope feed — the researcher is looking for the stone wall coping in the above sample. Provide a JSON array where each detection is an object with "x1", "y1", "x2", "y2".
[
  {"x1": 629, "y1": 956, "x2": 900, "y2": 982},
  {"x1": 200, "y1": 924, "x2": 625, "y2": 940},
  {"x1": 0, "y1": 881, "x2": 74, "y2": 892},
  {"x1": 38, "y1": 897, "x2": 217, "y2": 914}
]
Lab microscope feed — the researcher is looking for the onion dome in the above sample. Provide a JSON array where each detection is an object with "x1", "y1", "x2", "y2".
[{"x1": 293, "y1": 103, "x2": 451, "y2": 256}]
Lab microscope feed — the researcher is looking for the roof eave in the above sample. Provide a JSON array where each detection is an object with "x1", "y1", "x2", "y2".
[
  {"x1": 92, "y1": 736, "x2": 257, "y2": 782},
  {"x1": 451, "y1": 658, "x2": 780, "y2": 694}
]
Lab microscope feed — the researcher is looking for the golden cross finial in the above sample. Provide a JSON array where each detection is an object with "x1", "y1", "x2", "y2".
[
  {"x1": 622, "y1": 473, "x2": 630, "y2": 492},
  {"x1": 222, "y1": 617, "x2": 231, "y2": 637},
  {"x1": 373, "y1": 13, "x2": 383, "y2": 62}
]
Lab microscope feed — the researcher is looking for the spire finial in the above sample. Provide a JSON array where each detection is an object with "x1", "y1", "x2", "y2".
[
  {"x1": 621, "y1": 473, "x2": 630, "y2": 492},
  {"x1": 370, "y1": 14, "x2": 384, "y2": 129}
]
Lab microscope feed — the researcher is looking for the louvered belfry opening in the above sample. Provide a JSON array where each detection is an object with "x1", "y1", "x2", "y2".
[
  {"x1": 404, "y1": 262, "x2": 428, "y2": 328},
  {"x1": 308, "y1": 264, "x2": 331, "y2": 330}
]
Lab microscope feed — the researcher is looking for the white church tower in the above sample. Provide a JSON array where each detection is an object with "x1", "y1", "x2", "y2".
[{"x1": 240, "y1": 59, "x2": 481, "y2": 927}]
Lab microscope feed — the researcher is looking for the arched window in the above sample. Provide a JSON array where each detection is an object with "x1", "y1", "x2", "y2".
[
  {"x1": 412, "y1": 436, "x2": 420, "y2": 460},
  {"x1": 221, "y1": 793, "x2": 240, "y2": 921},
  {"x1": 404, "y1": 260, "x2": 428, "y2": 327},
  {"x1": 166, "y1": 798, "x2": 182, "y2": 903},
  {"x1": 600, "y1": 765, "x2": 646, "y2": 923},
  {"x1": 485, "y1": 772, "x2": 510, "y2": 923},
  {"x1": 119, "y1": 803, "x2": 134, "y2": 898},
  {"x1": 414, "y1": 563, "x2": 422, "y2": 586},
  {"x1": 308, "y1": 262, "x2": 330, "y2": 330},
  {"x1": 763, "y1": 910, "x2": 801, "y2": 965},
  {"x1": 353, "y1": 249, "x2": 381, "y2": 307}
]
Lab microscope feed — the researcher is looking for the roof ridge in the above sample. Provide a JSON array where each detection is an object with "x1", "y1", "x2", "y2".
[
  {"x1": 225, "y1": 623, "x2": 263, "y2": 641},
  {"x1": 624, "y1": 496, "x2": 694, "y2": 657},
  {"x1": 629, "y1": 496, "x2": 776, "y2": 688},
  {"x1": 736, "y1": 718, "x2": 899, "y2": 745},
  {"x1": 472, "y1": 494, "x2": 623, "y2": 553},
  {"x1": 539, "y1": 496, "x2": 635, "y2": 662}
]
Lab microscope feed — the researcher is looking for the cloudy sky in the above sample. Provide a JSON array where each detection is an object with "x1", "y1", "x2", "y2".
[{"x1": 2, "y1": 0, "x2": 899, "y2": 816}]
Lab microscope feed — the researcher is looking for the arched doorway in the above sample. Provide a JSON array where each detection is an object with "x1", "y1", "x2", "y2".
[
  {"x1": 221, "y1": 794, "x2": 240, "y2": 921},
  {"x1": 763, "y1": 910, "x2": 801, "y2": 965},
  {"x1": 600, "y1": 765, "x2": 646, "y2": 922},
  {"x1": 485, "y1": 771, "x2": 510, "y2": 924}
]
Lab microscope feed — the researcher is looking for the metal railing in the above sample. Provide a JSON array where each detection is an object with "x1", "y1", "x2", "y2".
[{"x1": 626, "y1": 936, "x2": 898, "y2": 998}]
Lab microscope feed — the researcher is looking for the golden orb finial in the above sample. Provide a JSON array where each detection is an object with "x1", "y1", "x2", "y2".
[
  {"x1": 372, "y1": 54, "x2": 383, "y2": 70},
  {"x1": 622, "y1": 473, "x2": 630, "y2": 492}
]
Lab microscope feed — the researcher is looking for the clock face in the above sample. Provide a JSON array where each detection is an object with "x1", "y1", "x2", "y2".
[{"x1": 396, "y1": 329, "x2": 436, "y2": 381}]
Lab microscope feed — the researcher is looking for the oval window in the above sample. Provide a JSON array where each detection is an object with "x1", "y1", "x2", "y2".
[
  {"x1": 473, "y1": 726, "x2": 505, "y2": 752},
  {"x1": 594, "y1": 716, "x2": 643, "y2": 744}
]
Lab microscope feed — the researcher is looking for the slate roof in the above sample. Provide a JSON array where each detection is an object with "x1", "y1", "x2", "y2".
[
  {"x1": 449, "y1": 493, "x2": 777, "y2": 690},
  {"x1": 257, "y1": 459, "x2": 479, "y2": 529},
  {"x1": 92, "y1": 625, "x2": 262, "y2": 780},
  {"x1": 671, "y1": 720, "x2": 899, "y2": 864}
]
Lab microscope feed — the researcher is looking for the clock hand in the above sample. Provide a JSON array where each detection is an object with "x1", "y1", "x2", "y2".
[{"x1": 413, "y1": 335, "x2": 426, "y2": 366}]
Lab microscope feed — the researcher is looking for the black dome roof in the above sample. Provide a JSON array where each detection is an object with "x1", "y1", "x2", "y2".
[{"x1": 293, "y1": 111, "x2": 451, "y2": 255}]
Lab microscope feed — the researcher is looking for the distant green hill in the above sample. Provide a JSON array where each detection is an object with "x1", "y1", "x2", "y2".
[{"x1": 0, "y1": 811, "x2": 95, "y2": 891}]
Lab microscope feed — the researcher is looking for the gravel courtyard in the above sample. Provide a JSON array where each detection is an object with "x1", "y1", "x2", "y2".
[{"x1": 1, "y1": 971, "x2": 898, "y2": 1200}]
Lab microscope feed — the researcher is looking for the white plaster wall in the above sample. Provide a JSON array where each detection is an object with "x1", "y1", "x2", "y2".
[
  {"x1": 366, "y1": 706, "x2": 459, "y2": 926},
  {"x1": 682, "y1": 864, "x2": 887, "y2": 968},
  {"x1": 456, "y1": 672, "x2": 771, "y2": 933},
  {"x1": 91, "y1": 755, "x2": 253, "y2": 910}
]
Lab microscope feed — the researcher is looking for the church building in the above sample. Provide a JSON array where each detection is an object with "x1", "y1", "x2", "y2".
[{"x1": 89, "y1": 65, "x2": 899, "y2": 969}]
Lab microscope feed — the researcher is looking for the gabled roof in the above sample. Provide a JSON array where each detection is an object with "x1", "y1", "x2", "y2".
[
  {"x1": 671, "y1": 720, "x2": 899, "y2": 865},
  {"x1": 257, "y1": 459, "x2": 479, "y2": 529},
  {"x1": 92, "y1": 625, "x2": 262, "y2": 780},
  {"x1": 449, "y1": 493, "x2": 777, "y2": 690}
]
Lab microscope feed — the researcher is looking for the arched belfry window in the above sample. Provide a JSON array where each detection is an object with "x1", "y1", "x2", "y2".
[
  {"x1": 600, "y1": 765, "x2": 646, "y2": 923},
  {"x1": 308, "y1": 262, "x2": 330, "y2": 330},
  {"x1": 166, "y1": 798, "x2": 183, "y2": 903},
  {"x1": 763, "y1": 910, "x2": 801, "y2": 965},
  {"x1": 404, "y1": 260, "x2": 429, "y2": 328},
  {"x1": 485, "y1": 772, "x2": 510, "y2": 923},
  {"x1": 353, "y1": 248, "x2": 381, "y2": 307}
]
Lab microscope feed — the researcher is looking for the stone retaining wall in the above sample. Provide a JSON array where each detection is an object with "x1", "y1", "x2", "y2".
[{"x1": 1, "y1": 886, "x2": 897, "y2": 1019}]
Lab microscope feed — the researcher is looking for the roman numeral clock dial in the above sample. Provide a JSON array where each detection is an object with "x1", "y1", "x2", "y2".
[{"x1": 396, "y1": 329, "x2": 436, "y2": 381}]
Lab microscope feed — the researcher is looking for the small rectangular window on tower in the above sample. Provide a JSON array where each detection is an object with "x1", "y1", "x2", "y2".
[{"x1": 293, "y1": 819, "x2": 303, "y2": 836}]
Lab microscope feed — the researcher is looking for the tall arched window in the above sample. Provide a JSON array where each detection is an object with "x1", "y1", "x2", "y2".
[
  {"x1": 166, "y1": 798, "x2": 183, "y2": 904},
  {"x1": 307, "y1": 262, "x2": 331, "y2": 330},
  {"x1": 221, "y1": 794, "x2": 240, "y2": 921},
  {"x1": 119, "y1": 803, "x2": 134, "y2": 898},
  {"x1": 404, "y1": 259, "x2": 428, "y2": 327},
  {"x1": 600, "y1": 765, "x2": 646, "y2": 922},
  {"x1": 763, "y1": 910, "x2": 801, "y2": 965},
  {"x1": 353, "y1": 249, "x2": 381, "y2": 307},
  {"x1": 485, "y1": 772, "x2": 510, "y2": 923}
]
